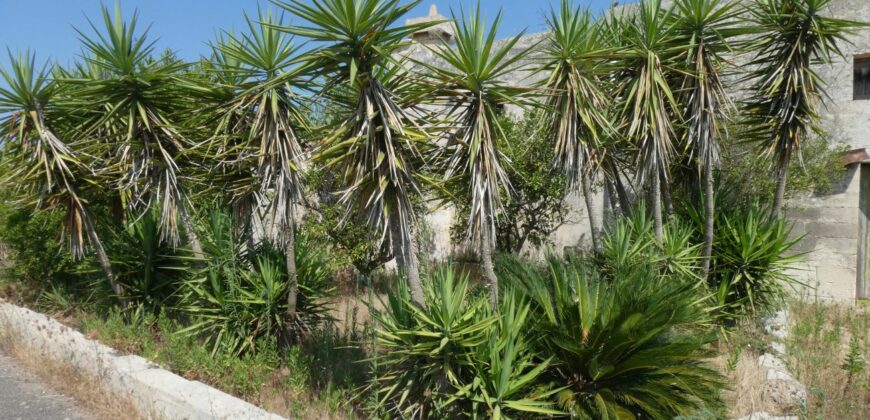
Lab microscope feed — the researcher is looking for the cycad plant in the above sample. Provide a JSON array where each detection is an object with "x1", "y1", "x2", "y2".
[
  {"x1": 275, "y1": 0, "x2": 432, "y2": 305},
  {"x1": 498, "y1": 256, "x2": 724, "y2": 419},
  {"x1": 64, "y1": 5, "x2": 202, "y2": 255},
  {"x1": 420, "y1": 4, "x2": 534, "y2": 307},
  {"x1": 0, "y1": 52, "x2": 122, "y2": 299},
  {"x1": 744, "y1": 0, "x2": 862, "y2": 216},
  {"x1": 207, "y1": 9, "x2": 310, "y2": 318},
  {"x1": 670, "y1": 0, "x2": 743, "y2": 277},
  {"x1": 542, "y1": 0, "x2": 612, "y2": 251},
  {"x1": 610, "y1": 0, "x2": 680, "y2": 243}
]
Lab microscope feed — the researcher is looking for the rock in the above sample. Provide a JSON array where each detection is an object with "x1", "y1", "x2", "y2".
[
  {"x1": 763, "y1": 310, "x2": 790, "y2": 340},
  {"x1": 737, "y1": 411, "x2": 798, "y2": 420},
  {"x1": 763, "y1": 377, "x2": 807, "y2": 413}
]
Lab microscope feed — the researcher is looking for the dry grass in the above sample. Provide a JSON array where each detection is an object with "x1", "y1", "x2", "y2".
[
  {"x1": 0, "y1": 328, "x2": 143, "y2": 420},
  {"x1": 712, "y1": 320, "x2": 793, "y2": 419},
  {"x1": 785, "y1": 299, "x2": 870, "y2": 419}
]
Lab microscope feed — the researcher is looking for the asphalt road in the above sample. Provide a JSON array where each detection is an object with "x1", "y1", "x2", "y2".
[{"x1": 0, "y1": 352, "x2": 91, "y2": 420}]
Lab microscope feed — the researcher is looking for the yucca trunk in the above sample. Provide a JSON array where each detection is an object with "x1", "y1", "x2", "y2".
[
  {"x1": 652, "y1": 173, "x2": 664, "y2": 244},
  {"x1": 178, "y1": 200, "x2": 205, "y2": 259},
  {"x1": 661, "y1": 172, "x2": 675, "y2": 221},
  {"x1": 285, "y1": 224, "x2": 299, "y2": 316},
  {"x1": 391, "y1": 222, "x2": 424, "y2": 306},
  {"x1": 772, "y1": 156, "x2": 790, "y2": 218},
  {"x1": 81, "y1": 207, "x2": 126, "y2": 308},
  {"x1": 701, "y1": 162, "x2": 715, "y2": 277},
  {"x1": 480, "y1": 216, "x2": 499, "y2": 309},
  {"x1": 582, "y1": 169, "x2": 604, "y2": 251}
]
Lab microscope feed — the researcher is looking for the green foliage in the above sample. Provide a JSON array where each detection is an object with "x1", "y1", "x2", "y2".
[
  {"x1": 178, "y1": 209, "x2": 334, "y2": 355},
  {"x1": 371, "y1": 266, "x2": 557, "y2": 418},
  {"x1": 841, "y1": 336, "x2": 866, "y2": 389},
  {"x1": 303, "y1": 168, "x2": 394, "y2": 276},
  {"x1": 0, "y1": 202, "x2": 92, "y2": 286},
  {"x1": 720, "y1": 130, "x2": 849, "y2": 202},
  {"x1": 596, "y1": 204, "x2": 701, "y2": 281},
  {"x1": 687, "y1": 200, "x2": 803, "y2": 320},
  {"x1": 109, "y1": 207, "x2": 192, "y2": 312},
  {"x1": 498, "y1": 256, "x2": 725, "y2": 419}
]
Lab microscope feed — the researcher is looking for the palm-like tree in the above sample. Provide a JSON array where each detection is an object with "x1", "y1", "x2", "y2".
[
  {"x1": 205, "y1": 10, "x2": 311, "y2": 320},
  {"x1": 274, "y1": 0, "x2": 433, "y2": 305},
  {"x1": 542, "y1": 1, "x2": 612, "y2": 252},
  {"x1": 611, "y1": 0, "x2": 679, "y2": 243},
  {"x1": 671, "y1": 0, "x2": 743, "y2": 276},
  {"x1": 420, "y1": 5, "x2": 535, "y2": 307},
  {"x1": 0, "y1": 52, "x2": 122, "y2": 298},
  {"x1": 64, "y1": 5, "x2": 203, "y2": 255},
  {"x1": 744, "y1": 0, "x2": 861, "y2": 216}
]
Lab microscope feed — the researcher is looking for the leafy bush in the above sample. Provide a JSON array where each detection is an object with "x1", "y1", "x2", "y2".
[
  {"x1": 0, "y1": 203, "x2": 92, "y2": 287},
  {"x1": 179, "y1": 209, "x2": 334, "y2": 355},
  {"x1": 498, "y1": 257, "x2": 724, "y2": 419},
  {"x1": 719, "y1": 129, "x2": 849, "y2": 203},
  {"x1": 687, "y1": 200, "x2": 803, "y2": 320}
]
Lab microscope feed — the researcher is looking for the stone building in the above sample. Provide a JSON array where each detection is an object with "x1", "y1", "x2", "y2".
[{"x1": 406, "y1": 1, "x2": 870, "y2": 302}]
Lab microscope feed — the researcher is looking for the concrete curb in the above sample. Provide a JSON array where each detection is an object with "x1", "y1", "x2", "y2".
[{"x1": 0, "y1": 299, "x2": 285, "y2": 420}]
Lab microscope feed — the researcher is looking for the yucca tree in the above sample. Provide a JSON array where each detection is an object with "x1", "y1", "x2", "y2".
[
  {"x1": 611, "y1": 0, "x2": 680, "y2": 243},
  {"x1": 744, "y1": 0, "x2": 862, "y2": 216},
  {"x1": 542, "y1": 1, "x2": 612, "y2": 251},
  {"x1": 420, "y1": 5, "x2": 535, "y2": 307},
  {"x1": 671, "y1": 0, "x2": 744, "y2": 277},
  {"x1": 206, "y1": 10, "x2": 310, "y2": 318},
  {"x1": 0, "y1": 52, "x2": 124, "y2": 299},
  {"x1": 274, "y1": 0, "x2": 433, "y2": 305},
  {"x1": 63, "y1": 5, "x2": 203, "y2": 256}
]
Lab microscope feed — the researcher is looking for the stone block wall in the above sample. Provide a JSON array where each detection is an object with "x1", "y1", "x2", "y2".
[{"x1": 787, "y1": 165, "x2": 861, "y2": 301}]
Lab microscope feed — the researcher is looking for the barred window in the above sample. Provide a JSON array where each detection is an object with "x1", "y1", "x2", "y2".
[{"x1": 854, "y1": 56, "x2": 870, "y2": 100}]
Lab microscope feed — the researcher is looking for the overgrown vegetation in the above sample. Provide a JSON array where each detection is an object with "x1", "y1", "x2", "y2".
[{"x1": 0, "y1": 0, "x2": 863, "y2": 418}]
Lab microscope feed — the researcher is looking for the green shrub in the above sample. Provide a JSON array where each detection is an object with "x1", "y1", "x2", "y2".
[
  {"x1": 499, "y1": 257, "x2": 724, "y2": 419},
  {"x1": 371, "y1": 266, "x2": 559, "y2": 418},
  {"x1": 109, "y1": 207, "x2": 193, "y2": 312},
  {"x1": 0, "y1": 203, "x2": 92, "y2": 287},
  {"x1": 178, "y1": 209, "x2": 334, "y2": 355},
  {"x1": 687, "y1": 200, "x2": 803, "y2": 320},
  {"x1": 597, "y1": 204, "x2": 700, "y2": 282}
]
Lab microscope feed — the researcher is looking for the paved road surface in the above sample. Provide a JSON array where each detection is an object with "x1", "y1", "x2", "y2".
[{"x1": 0, "y1": 352, "x2": 91, "y2": 420}]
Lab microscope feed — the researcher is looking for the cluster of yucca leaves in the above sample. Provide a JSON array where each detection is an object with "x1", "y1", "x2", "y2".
[
  {"x1": 177, "y1": 208, "x2": 334, "y2": 355},
  {"x1": 371, "y1": 252, "x2": 724, "y2": 419},
  {"x1": 686, "y1": 199, "x2": 804, "y2": 320}
]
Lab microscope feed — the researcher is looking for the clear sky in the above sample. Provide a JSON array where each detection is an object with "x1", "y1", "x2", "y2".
[{"x1": 0, "y1": 0, "x2": 633, "y2": 68}]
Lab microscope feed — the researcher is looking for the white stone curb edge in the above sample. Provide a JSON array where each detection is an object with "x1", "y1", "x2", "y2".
[{"x1": 0, "y1": 299, "x2": 285, "y2": 420}]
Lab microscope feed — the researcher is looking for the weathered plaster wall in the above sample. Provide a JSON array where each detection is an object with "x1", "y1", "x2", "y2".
[{"x1": 787, "y1": 166, "x2": 861, "y2": 301}]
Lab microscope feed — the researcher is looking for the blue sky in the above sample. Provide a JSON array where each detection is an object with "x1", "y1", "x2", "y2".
[{"x1": 0, "y1": 0, "x2": 632, "y2": 67}]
